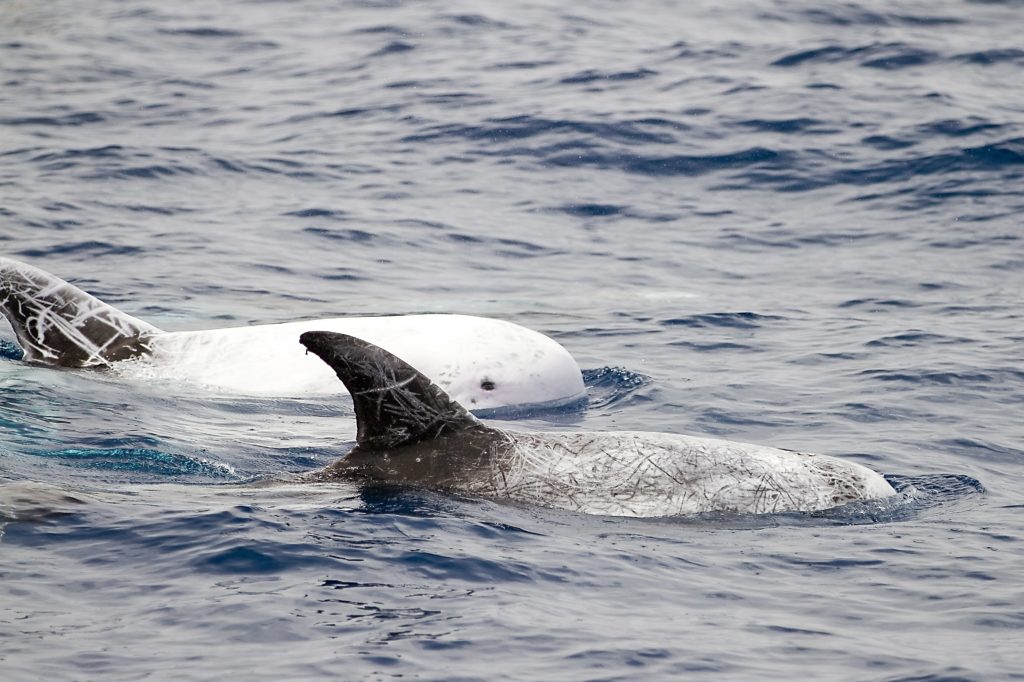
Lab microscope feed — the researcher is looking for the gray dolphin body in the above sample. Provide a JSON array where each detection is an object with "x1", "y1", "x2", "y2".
[{"x1": 300, "y1": 332, "x2": 896, "y2": 517}]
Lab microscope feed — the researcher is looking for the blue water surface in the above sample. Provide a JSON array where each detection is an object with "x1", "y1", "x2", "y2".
[{"x1": 2, "y1": 0, "x2": 1023, "y2": 679}]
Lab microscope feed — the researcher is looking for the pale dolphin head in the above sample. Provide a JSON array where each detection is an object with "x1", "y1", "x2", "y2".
[
  {"x1": 440, "y1": 347, "x2": 586, "y2": 415},
  {"x1": 407, "y1": 317, "x2": 587, "y2": 415}
]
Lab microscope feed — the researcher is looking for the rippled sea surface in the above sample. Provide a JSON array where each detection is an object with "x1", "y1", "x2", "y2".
[{"x1": 2, "y1": 0, "x2": 1023, "y2": 679}]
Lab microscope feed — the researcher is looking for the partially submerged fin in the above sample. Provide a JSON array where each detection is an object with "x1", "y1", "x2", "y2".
[
  {"x1": 0, "y1": 257, "x2": 160, "y2": 367},
  {"x1": 300, "y1": 331, "x2": 483, "y2": 450}
]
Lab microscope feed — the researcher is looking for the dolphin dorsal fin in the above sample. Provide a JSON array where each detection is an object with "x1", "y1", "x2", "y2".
[
  {"x1": 300, "y1": 331, "x2": 483, "y2": 450},
  {"x1": 0, "y1": 257, "x2": 161, "y2": 367}
]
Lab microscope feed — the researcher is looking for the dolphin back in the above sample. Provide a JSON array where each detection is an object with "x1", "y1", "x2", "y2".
[
  {"x1": 300, "y1": 330, "x2": 485, "y2": 450},
  {"x1": 0, "y1": 257, "x2": 160, "y2": 367}
]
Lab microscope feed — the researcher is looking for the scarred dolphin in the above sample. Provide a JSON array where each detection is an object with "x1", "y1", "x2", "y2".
[
  {"x1": 0, "y1": 257, "x2": 585, "y2": 413},
  {"x1": 299, "y1": 331, "x2": 897, "y2": 517}
]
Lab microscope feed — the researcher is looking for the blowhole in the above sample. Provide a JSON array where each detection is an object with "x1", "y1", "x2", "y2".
[{"x1": 480, "y1": 379, "x2": 496, "y2": 391}]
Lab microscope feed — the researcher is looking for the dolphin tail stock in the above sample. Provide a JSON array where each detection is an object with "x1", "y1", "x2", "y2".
[
  {"x1": 0, "y1": 257, "x2": 161, "y2": 367},
  {"x1": 299, "y1": 331, "x2": 486, "y2": 450}
]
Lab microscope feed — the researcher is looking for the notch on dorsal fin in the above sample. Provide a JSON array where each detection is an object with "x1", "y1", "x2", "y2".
[
  {"x1": 300, "y1": 331, "x2": 483, "y2": 450},
  {"x1": 0, "y1": 257, "x2": 161, "y2": 367}
]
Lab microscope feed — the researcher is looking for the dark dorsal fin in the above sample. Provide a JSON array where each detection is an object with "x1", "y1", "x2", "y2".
[
  {"x1": 300, "y1": 331, "x2": 483, "y2": 450},
  {"x1": 0, "y1": 257, "x2": 160, "y2": 367}
]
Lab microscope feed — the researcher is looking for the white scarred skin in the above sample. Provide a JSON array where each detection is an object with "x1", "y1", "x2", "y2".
[{"x1": 478, "y1": 430, "x2": 896, "y2": 517}]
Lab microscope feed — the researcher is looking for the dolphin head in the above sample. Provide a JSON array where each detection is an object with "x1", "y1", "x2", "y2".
[
  {"x1": 440, "y1": 348, "x2": 586, "y2": 415},
  {"x1": 418, "y1": 315, "x2": 586, "y2": 415}
]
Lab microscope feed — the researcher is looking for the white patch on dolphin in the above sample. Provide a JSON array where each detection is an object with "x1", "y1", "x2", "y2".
[
  {"x1": 0, "y1": 257, "x2": 585, "y2": 413},
  {"x1": 299, "y1": 331, "x2": 897, "y2": 518}
]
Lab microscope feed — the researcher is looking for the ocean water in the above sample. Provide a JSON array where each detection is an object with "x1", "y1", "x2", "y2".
[{"x1": 1, "y1": 0, "x2": 1023, "y2": 679}]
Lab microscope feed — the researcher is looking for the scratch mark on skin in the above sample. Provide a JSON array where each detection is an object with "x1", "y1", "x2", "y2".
[
  {"x1": 484, "y1": 430, "x2": 892, "y2": 517},
  {"x1": 1, "y1": 258, "x2": 156, "y2": 367}
]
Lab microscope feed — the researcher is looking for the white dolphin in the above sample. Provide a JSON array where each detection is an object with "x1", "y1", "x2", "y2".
[{"x1": 0, "y1": 257, "x2": 585, "y2": 413}]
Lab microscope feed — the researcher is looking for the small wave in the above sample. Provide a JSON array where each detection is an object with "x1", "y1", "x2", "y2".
[
  {"x1": 442, "y1": 13, "x2": 512, "y2": 29},
  {"x1": 583, "y1": 367, "x2": 652, "y2": 409},
  {"x1": 735, "y1": 117, "x2": 833, "y2": 134},
  {"x1": 94, "y1": 201, "x2": 195, "y2": 216},
  {"x1": 471, "y1": 235, "x2": 560, "y2": 259},
  {"x1": 861, "y1": 135, "x2": 916, "y2": 151},
  {"x1": 100, "y1": 165, "x2": 193, "y2": 180},
  {"x1": 861, "y1": 48, "x2": 937, "y2": 70},
  {"x1": 858, "y1": 368, "x2": 1021, "y2": 386},
  {"x1": 842, "y1": 138, "x2": 1024, "y2": 183},
  {"x1": 15, "y1": 241, "x2": 142, "y2": 259},
  {"x1": 864, "y1": 332, "x2": 973, "y2": 348},
  {"x1": 918, "y1": 118, "x2": 1005, "y2": 137},
  {"x1": 668, "y1": 340, "x2": 756, "y2": 352},
  {"x1": 351, "y1": 24, "x2": 409, "y2": 36},
  {"x1": 370, "y1": 41, "x2": 416, "y2": 57},
  {"x1": 32, "y1": 447, "x2": 237, "y2": 480},
  {"x1": 557, "y1": 147, "x2": 791, "y2": 177},
  {"x1": 929, "y1": 233, "x2": 1018, "y2": 249},
  {"x1": 28, "y1": 145, "x2": 127, "y2": 171},
  {"x1": 885, "y1": 472, "x2": 985, "y2": 508},
  {"x1": 835, "y1": 402, "x2": 929, "y2": 424},
  {"x1": 284, "y1": 208, "x2": 350, "y2": 220},
  {"x1": 29, "y1": 145, "x2": 203, "y2": 180},
  {"x1": 1, "y1": 112, "x2": 105, "y2": 127},
  {"x1": 303, "y1": 227, "x2": 381, "y2": 244},
  {"x1": 0, "y1": 339, "x2": 24, "y2": 361},
  {"x1": 936, "y1": 438, "x2": 1023, "y2": 463},
  {"x1": 490, "y1": 60, "x2": 558, "y2": 70},
  {"x1": 839, "y1": 297, "x2": 920, "y2": 309},
  {"x1": 797, "y1": 8, "x2": 962, "y2": 27},
  {"x1": 661, "y1": 312, "x2": 783, "y2": 329},
  {"x1": 402, "y1": 115, "x2": 679, "y2": 145},
  {"x1": 193, "y1": 540, "x2": 340, "y2": 574},
  {"x1": 396, "y1": 549, "x2": 537, "y2": 583},
  {"x1": 723, "y1": 137, "x2": 1024, "y2": 196},
  {"x1": 157, "y1": 27, "x2": 245, "y2": 38},
  {"x1": 559, "y1": 68, "x2": 658, "y2": 85},
  {"x1": 772, "y1": 42, "x2": 939, "y2": 70},
  {"x1": 196, "y1": 545, "x2": 290, "y2": 573},
  {"x1": 283, "y1": 105, "x2": 400, "y2": 124},
  {"x1": 953, "y1": 48, "x2": 1024, "y2": 65},
  {"x1": 24, "y1": 145, "x2": 353, "y2": 183},
  {"x1": 558, "y1": 203, "x2": 624, "y2": 217}
]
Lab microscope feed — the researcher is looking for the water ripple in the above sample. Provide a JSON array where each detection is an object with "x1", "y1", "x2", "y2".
[
  {"x1": 582, "y1": 367, "x2": 652, "y2": 410},
  {"x1": 403, "y1": 115, "x2": 680, "y2": 145},
  {"x1": 661, "y1": 312, "x2": 784, "y2": 329},
  {"x1": 772, "y1": 42, "x2": 939, "y2": 69},
  {"x1": 1, "y1": 112, "x2": 106, "y2": 127},
  {"x1": 559, "y1": 68, "x2": 658, "y2": 85},
  {"x1": 15, "y1": 241, "x2": 143, "y2": 258},
  {"x1": 32, "y1": 448, "x2": 237, "y2": 480}
]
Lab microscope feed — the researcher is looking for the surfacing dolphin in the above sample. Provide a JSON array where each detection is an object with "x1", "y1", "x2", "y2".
[
  {"x1": 0, "y1": 257, "x2": 585, "y2": 413},
  {"x1": 299, "y1": 331, "x2": 897, "y2": 517}
]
